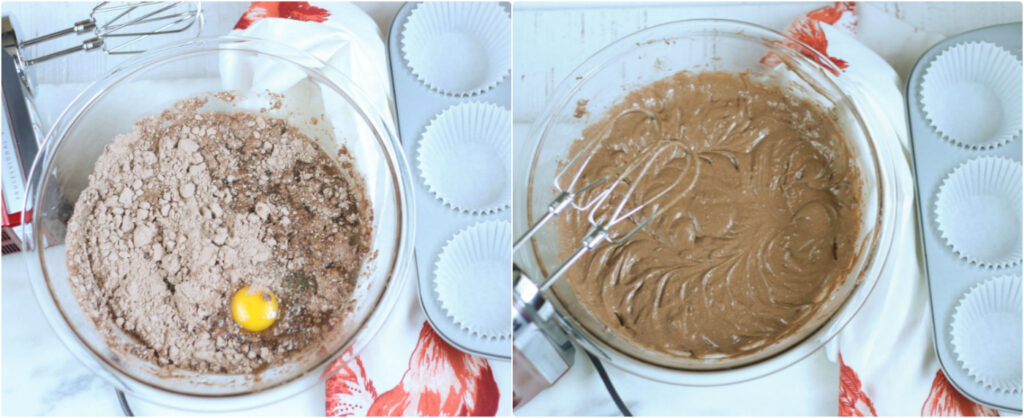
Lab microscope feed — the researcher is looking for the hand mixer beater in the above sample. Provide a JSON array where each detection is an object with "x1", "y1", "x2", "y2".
[
  {"x1": 513, "y1": 107, "x2": 701, "y2": 291},
  {"x1": 15, "y1": 2, "x2": 203, "y2": 65},
  {"x1": 511, "y1": 107, "x2": 701, "y2": 407},
  {"x1": 3, "y1": 2, "x2": 203, "y2": 94}
]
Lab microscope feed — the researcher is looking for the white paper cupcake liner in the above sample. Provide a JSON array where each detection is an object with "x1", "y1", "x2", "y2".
[
  {"x1": 401, "y1": 2, "x2": 511, "y2": 96},
  {"x1": 920, "y1": 41, "x2": 1023, "y2": 150},
  {"x1": 417, "y1": 102, "x2": 511, "y2": 214},
  {"x1": 935, "y1": 156, "x2": 1023, "y2": 269},
  {"x1": 433, "y1": 220, "x2": 512, "y2": 339},
  {"x1": 950, "y1": 275, "x2": 1023, "y2": 393}
]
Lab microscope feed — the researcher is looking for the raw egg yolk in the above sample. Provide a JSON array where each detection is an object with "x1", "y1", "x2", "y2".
[{"x1": 231, "y1": 286, "x2": 279, "y2": 332}]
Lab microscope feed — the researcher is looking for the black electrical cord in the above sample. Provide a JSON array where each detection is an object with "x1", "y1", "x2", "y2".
[
  {"x1": 116, "y1": 389, "x2": 134, "y2": 416},
  {"x1": 585, "y1": 350, "x2": 632, "y2": 416}
]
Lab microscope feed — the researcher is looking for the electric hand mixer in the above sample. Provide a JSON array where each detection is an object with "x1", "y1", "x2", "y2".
[{"x1": 512, "y1": 107, "x2": 701, "y2": 407}]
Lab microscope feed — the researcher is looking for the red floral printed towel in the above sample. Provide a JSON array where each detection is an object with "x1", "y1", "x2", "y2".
[
  {"x1": 778, "y1": 3, "x2": 1000, "y2": 416},
  {"x1": 326, "y1": 322, "x2": 500, "y2": 416},
  {"x1": 319, "y1": 273, "x2": 504, "y2": 417},
  {"x1": 235, "y1": 2, "x2": 331, "y2": 30}
]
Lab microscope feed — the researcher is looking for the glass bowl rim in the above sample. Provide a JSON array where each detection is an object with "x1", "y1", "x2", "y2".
[
  {"x1": 20, "y1": 35, "x2": 417, "y2": 409},
  {"x1": 521, "y1": 18, "x2": 902, "y2": 385}
]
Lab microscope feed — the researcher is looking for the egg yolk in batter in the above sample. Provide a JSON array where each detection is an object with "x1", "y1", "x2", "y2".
[{"x1": 231, "y1": 286, "x2": 279, "y2": 332}]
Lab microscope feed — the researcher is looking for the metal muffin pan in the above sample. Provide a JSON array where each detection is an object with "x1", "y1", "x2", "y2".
[
  {"x1": 907, "y1": 23, "x2": 1022, "y2": 413},
  {"x1": 386, "y1": 1, "x2": 511, "y2": 360}
]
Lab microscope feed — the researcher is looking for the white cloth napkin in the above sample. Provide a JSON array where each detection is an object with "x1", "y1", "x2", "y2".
[
  {"x1": 792, "y1": 4, "x2": 1000, "y2": 416},
  {"x1": 773, "y1": 3, "x2": 932, "y2": 415},
  {"x1": 223, "y1": 2, "x2": 394, "y2": 129}
]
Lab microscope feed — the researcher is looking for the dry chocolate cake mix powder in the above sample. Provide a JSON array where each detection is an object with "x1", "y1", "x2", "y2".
[{"x1": 66, "y1": 96, "x2": 373, "y2": 374}]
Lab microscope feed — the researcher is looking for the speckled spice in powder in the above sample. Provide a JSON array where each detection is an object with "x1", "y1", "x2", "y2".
[{"x1": 65, "y1": 96, "x2": 373, "y2": 374}]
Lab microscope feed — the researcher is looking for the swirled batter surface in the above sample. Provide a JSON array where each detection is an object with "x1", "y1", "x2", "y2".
[{"x1": 560, "y1": 71, "x2": 862, "y2": 359}]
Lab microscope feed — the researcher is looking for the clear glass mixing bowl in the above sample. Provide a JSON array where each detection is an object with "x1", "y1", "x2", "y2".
[
  {"x1": 20, "y1": 37, "x2": 415, "y2": 410},
  {"x1": 517, "y1": 20, "x2": 902, "y2": 385}
]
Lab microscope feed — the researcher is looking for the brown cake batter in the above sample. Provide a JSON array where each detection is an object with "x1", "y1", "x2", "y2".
[
  {"x1": 560, "y1": 71, "x2": 862, "y2": 359},
  {"x1": 66, "y1": 96, "x2": 373, "y2": 374}
]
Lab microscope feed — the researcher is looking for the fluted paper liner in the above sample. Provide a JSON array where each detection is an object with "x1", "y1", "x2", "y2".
[
  {"x1": 433, "y1": 220, "x2": 512, "y2": 339},
  {"x1": 401, "y1": 2, "x2": 511, "y2": 96},
  {"x1": 417, "y1": 102, "x2": 511, "y2": 214},
  {"x1": 951, "y1": 275, "x2": 1023, "y2": 393},
  {"x1": 935, "y1": 156, "x2": 1023, "y2": 268},
  {"x1": 921, "y1": 42, "x2": 1023, "y2": 149}
]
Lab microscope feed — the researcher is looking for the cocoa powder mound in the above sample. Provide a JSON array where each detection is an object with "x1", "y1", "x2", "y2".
[{"x1": 65, "y1": 96, "x2": 373, "y2": 374}]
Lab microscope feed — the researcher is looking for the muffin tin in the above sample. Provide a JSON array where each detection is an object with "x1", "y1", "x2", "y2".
[
  {"x1": 908, "y1": 23, "x2": 1022, "y2": 413},
  {"x1": 434, "y1": 220, "x2": 512, "y2": 339},
  {"x1": 387, "y1": 1, "x2": 511, "y2": 360}
]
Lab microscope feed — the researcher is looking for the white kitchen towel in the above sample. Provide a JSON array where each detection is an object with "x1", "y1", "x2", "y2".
[
  {"x1": 224, "y1": 1, "x2": 394, "y2": 128},
  {"x1": 782, "y1": 3, "x2": 1000, "y2": 416}
]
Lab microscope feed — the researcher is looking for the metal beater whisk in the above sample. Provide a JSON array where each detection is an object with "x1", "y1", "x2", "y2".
[
  {"x1": 513, "y1": 107, "x2": 659, "y2": 252},
  {"x1": 15, "y1": 1, "x2": 203, "y2": 66},
  {"x1": 514, "y1": 109, "x2": 700, "y2": 291}
]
